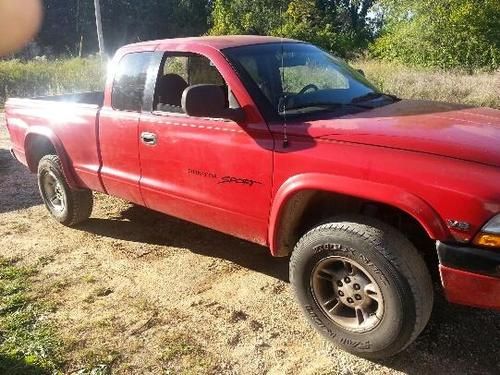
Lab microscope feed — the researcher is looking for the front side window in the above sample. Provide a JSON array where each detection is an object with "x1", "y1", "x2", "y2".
[
  {"x1": 155, "y1": 53, "x2": 237, "y2": 114},
  {"x1": 112, "y1": 52, "x2": 154, "y2": 112}
]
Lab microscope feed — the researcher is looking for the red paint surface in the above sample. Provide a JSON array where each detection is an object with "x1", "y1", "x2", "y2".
[
  {"x1": 4, "y1": 36, "x2": 500, "y2": 309},
  {"x1": 440, "y1": 266, "x2": 500, "y2": 310}
]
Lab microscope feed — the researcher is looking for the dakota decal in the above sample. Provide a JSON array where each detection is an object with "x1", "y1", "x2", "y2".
[{"x1": 218, "y1": 176, "x2": 262, "y2": 187}]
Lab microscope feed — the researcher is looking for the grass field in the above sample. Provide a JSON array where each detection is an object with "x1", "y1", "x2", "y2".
[
  {"x1": 354, "y1": 60, "x2": 500, "y2": 109},
  {"x1": 0, "y1": 257, "x2": 62, "y2": 374},
  {"x1": 1, "y1": 57, "x2": 499, "y2": 109},
  {"x1": 0, "y1": 58, "x2": 105, "y2": 107}
]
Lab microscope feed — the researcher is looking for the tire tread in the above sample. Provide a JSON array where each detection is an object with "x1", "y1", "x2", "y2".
[
  {"x1": 38, "y1": 155, "x2": 93, "y2": 226},
  {"x1": 290, "y1": 216, "x2": 433, "y2": 358}
]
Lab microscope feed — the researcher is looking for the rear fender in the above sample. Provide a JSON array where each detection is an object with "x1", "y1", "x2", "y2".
[
  {"x1": 24, "y1": 126, "x2": 80, "y2": 189},
  {"x1": 268, "y1": 173, "x2": 449, "y2": 256}
]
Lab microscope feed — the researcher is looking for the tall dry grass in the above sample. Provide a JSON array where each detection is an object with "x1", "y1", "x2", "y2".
[
  {"x1": 0, "y1": 58, "x2": 105, "y2": 107},
  {"x1": 0, "y1": 57, "x2": 499, "y2": 110},
  {"x1": 354, "y1": 59, "x2": 500, "y2": 109}
]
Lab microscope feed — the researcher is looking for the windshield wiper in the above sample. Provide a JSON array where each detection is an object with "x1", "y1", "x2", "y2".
[
  {"x1": 351, "y1": 92, "x2": 398, "y2": 104},
  {"x1": 281, "y1": 102, "x2": 373, "y2": 114}
]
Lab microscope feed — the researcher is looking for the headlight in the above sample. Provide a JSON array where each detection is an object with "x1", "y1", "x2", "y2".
[{"x1": 473, "y1": 214, "x2": 500, "y2": 248}]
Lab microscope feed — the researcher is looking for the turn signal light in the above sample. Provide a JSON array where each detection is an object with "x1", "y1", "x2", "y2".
[{"x1": 473, "y1": 233, "x2": 500, "y2": 248}]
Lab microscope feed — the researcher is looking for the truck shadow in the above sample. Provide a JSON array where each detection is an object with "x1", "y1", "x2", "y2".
[
  {"x1": 373, "y1": 293, "x2": 500, "y2": 375},
  {"x1": 78, "y1": 204, "x2": 290, "y2": 282},
  {"x1": 79, "y1": 204, "x2": 499, "y2": 374},
  {"x1": 0, "y1": 149, "x2": 41, "y2": 214}
]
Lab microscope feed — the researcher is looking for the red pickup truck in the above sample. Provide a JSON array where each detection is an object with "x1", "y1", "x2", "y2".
[{"x1": 5, "y1": 36, "x2": 500, "y2": 358}]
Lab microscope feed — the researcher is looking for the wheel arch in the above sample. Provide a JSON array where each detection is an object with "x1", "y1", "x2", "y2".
[
  {"x1": 24, "y1": 126, "x2": 79, "y2": 188},
  {"x1": 268, "y1": 173, "x2": 449, "y2": 257}
]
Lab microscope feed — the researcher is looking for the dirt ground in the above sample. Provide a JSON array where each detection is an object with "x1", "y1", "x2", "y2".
[{"x1": 0, "y1": 114, "x2": 499, "y2": 374}]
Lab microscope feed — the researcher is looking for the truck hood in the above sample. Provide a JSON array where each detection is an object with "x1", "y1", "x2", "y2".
[{"x1": 288, "y1": 100, "x2": 500, "y2": 167}]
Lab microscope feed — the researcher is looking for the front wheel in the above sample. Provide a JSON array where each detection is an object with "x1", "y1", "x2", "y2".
[
  {"x1": 38, "y1": 155, "x2": 93, "y2": 226},
  {"x1": 290, "y1": 216, "x2": 433, "y2": 359}
]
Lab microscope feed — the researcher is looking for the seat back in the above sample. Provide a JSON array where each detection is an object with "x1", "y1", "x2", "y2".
[{"x1": 157, "y1": 74, "x2": 188, "y2": 108}]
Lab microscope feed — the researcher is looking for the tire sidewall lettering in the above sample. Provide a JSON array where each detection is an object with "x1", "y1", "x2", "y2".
[
  {"x1": 312, "y1": 242, "x2": 390, "y2": 287},
  {"x1": 294, "y1": 236, "x2": 407, "y2": 354}
]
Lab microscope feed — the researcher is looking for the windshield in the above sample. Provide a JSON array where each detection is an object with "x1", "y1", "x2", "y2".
[{"x1": 224, "y1": 42, "x2": 389, "y2": 118}]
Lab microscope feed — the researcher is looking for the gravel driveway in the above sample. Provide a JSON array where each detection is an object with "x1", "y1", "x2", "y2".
[{"x1": 1, "y1": 113, "x2": 499, "y2": 374}]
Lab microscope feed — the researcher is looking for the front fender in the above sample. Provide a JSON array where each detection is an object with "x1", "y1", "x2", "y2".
[
  {"x1": 268, "y1": 173, "x2": 449, "y2": 256},
  {"x1": 24, "y1": 126, "x2": 80, "y2": 188}
]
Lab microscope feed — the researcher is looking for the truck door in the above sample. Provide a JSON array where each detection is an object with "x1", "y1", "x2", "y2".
[
  {"x1": 138, "y1": 50, "x2": 274, "y2": 245},
  {"x1": 99, "y1": 51, "x2": 157, "y2": 205}
]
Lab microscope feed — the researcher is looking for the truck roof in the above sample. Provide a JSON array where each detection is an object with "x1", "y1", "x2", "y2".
[{"x1": 126, "y1": 35, "x2": 300, "y2": 50}]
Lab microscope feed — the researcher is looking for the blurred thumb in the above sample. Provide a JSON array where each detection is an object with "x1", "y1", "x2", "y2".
[{"x1": 0, "y1": 0, "x2": 43, "y2": 56}]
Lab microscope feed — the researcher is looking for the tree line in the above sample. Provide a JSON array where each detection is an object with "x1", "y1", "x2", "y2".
[
  {"x1": 20, "y1": 0, "x2": 500, "y2": 70},
  {"x1": 31, "y1": 0, "x2": 211, "y2": 56}
]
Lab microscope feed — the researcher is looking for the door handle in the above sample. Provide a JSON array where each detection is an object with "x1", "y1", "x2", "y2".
[{"x1": 141, "y1": 132, "x2": 157, "y2": 146}]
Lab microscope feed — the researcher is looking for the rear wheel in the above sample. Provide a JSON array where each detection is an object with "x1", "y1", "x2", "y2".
[
  {"x1": 290, "y1": 216, "x2": 433, "y2": 359},
  {"x1": 38, "y1": 155, "x2": 93, "y2": 226}
]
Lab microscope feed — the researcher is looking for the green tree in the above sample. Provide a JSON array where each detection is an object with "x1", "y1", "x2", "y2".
[
  {"x1": 210, "y1": 0, "x2": 282, "y2": 35},
  {"x1": 278, "y1": 0, "x2": 339, "y2": 52},
  {"x1": 210, "y1": 0, "x2": 377, "y2": 57},
  {"x1": 371, "y1": 0, "x2": 500, "y2": 70},
  {"x1": 316, "y1": 0, "x2": 376, "y2": 51},
  {"x1": 32, "y1": 0, "x2": 213, "y2": 56}
]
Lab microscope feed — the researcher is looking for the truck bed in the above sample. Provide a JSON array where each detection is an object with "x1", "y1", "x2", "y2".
[
  {"x1": 28, "y1": 91, "x2": 104, "y2": 107},
  {"x1": 5, "y1": 92, "x2": 105, "y2": 193}
]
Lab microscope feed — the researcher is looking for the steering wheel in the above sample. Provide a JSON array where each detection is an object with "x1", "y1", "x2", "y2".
[{"x1": 298, "y1": 84, "x2": 319, "y2": 95}]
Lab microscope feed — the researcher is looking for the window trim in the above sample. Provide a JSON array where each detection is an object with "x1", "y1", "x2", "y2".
[{"x1": 150, "y1": 109, "x2": 236, "y2": 123}]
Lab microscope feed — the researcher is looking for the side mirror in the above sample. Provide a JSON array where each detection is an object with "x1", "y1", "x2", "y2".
[
  {"x1": 356, "y1": 69, "x2": 366, "y2": 77},
  {"x1": 181, "y1": 84, "x2": 245, "y2": 122}
]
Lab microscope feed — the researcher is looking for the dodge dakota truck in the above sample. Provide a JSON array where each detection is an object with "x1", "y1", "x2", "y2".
[{"x1": 4, "y1": 36, "x2": 500, "y2": 359}]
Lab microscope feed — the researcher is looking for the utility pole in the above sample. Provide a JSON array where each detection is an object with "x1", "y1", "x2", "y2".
[{"x1": 94, "y1": 0, "x2": 105, "y2": 56}]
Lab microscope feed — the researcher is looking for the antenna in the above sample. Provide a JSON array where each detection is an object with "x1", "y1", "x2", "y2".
[
  {"x1": 279, "y1": 2, "x2": 289, "y2": 148},
  {"x1": 94, "y1": 0, "x2": 105, "y2": 58}
]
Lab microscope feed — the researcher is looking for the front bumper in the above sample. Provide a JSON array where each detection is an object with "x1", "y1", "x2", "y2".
[{"x1": 437, "y1": 241, "x2": 500, "y2": 310}]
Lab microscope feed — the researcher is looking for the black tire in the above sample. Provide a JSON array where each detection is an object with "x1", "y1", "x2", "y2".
[
  {"x1": 290, "y1": 215, "x2": 433, "y2": 359},
  {"x1": 37, "y1": 155, "x2": 93, "y2": 226}
]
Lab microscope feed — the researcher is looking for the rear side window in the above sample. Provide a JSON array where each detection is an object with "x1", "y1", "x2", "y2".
[{"x1": 112, "y1": 52, "x2": 154, "y2": 112}]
